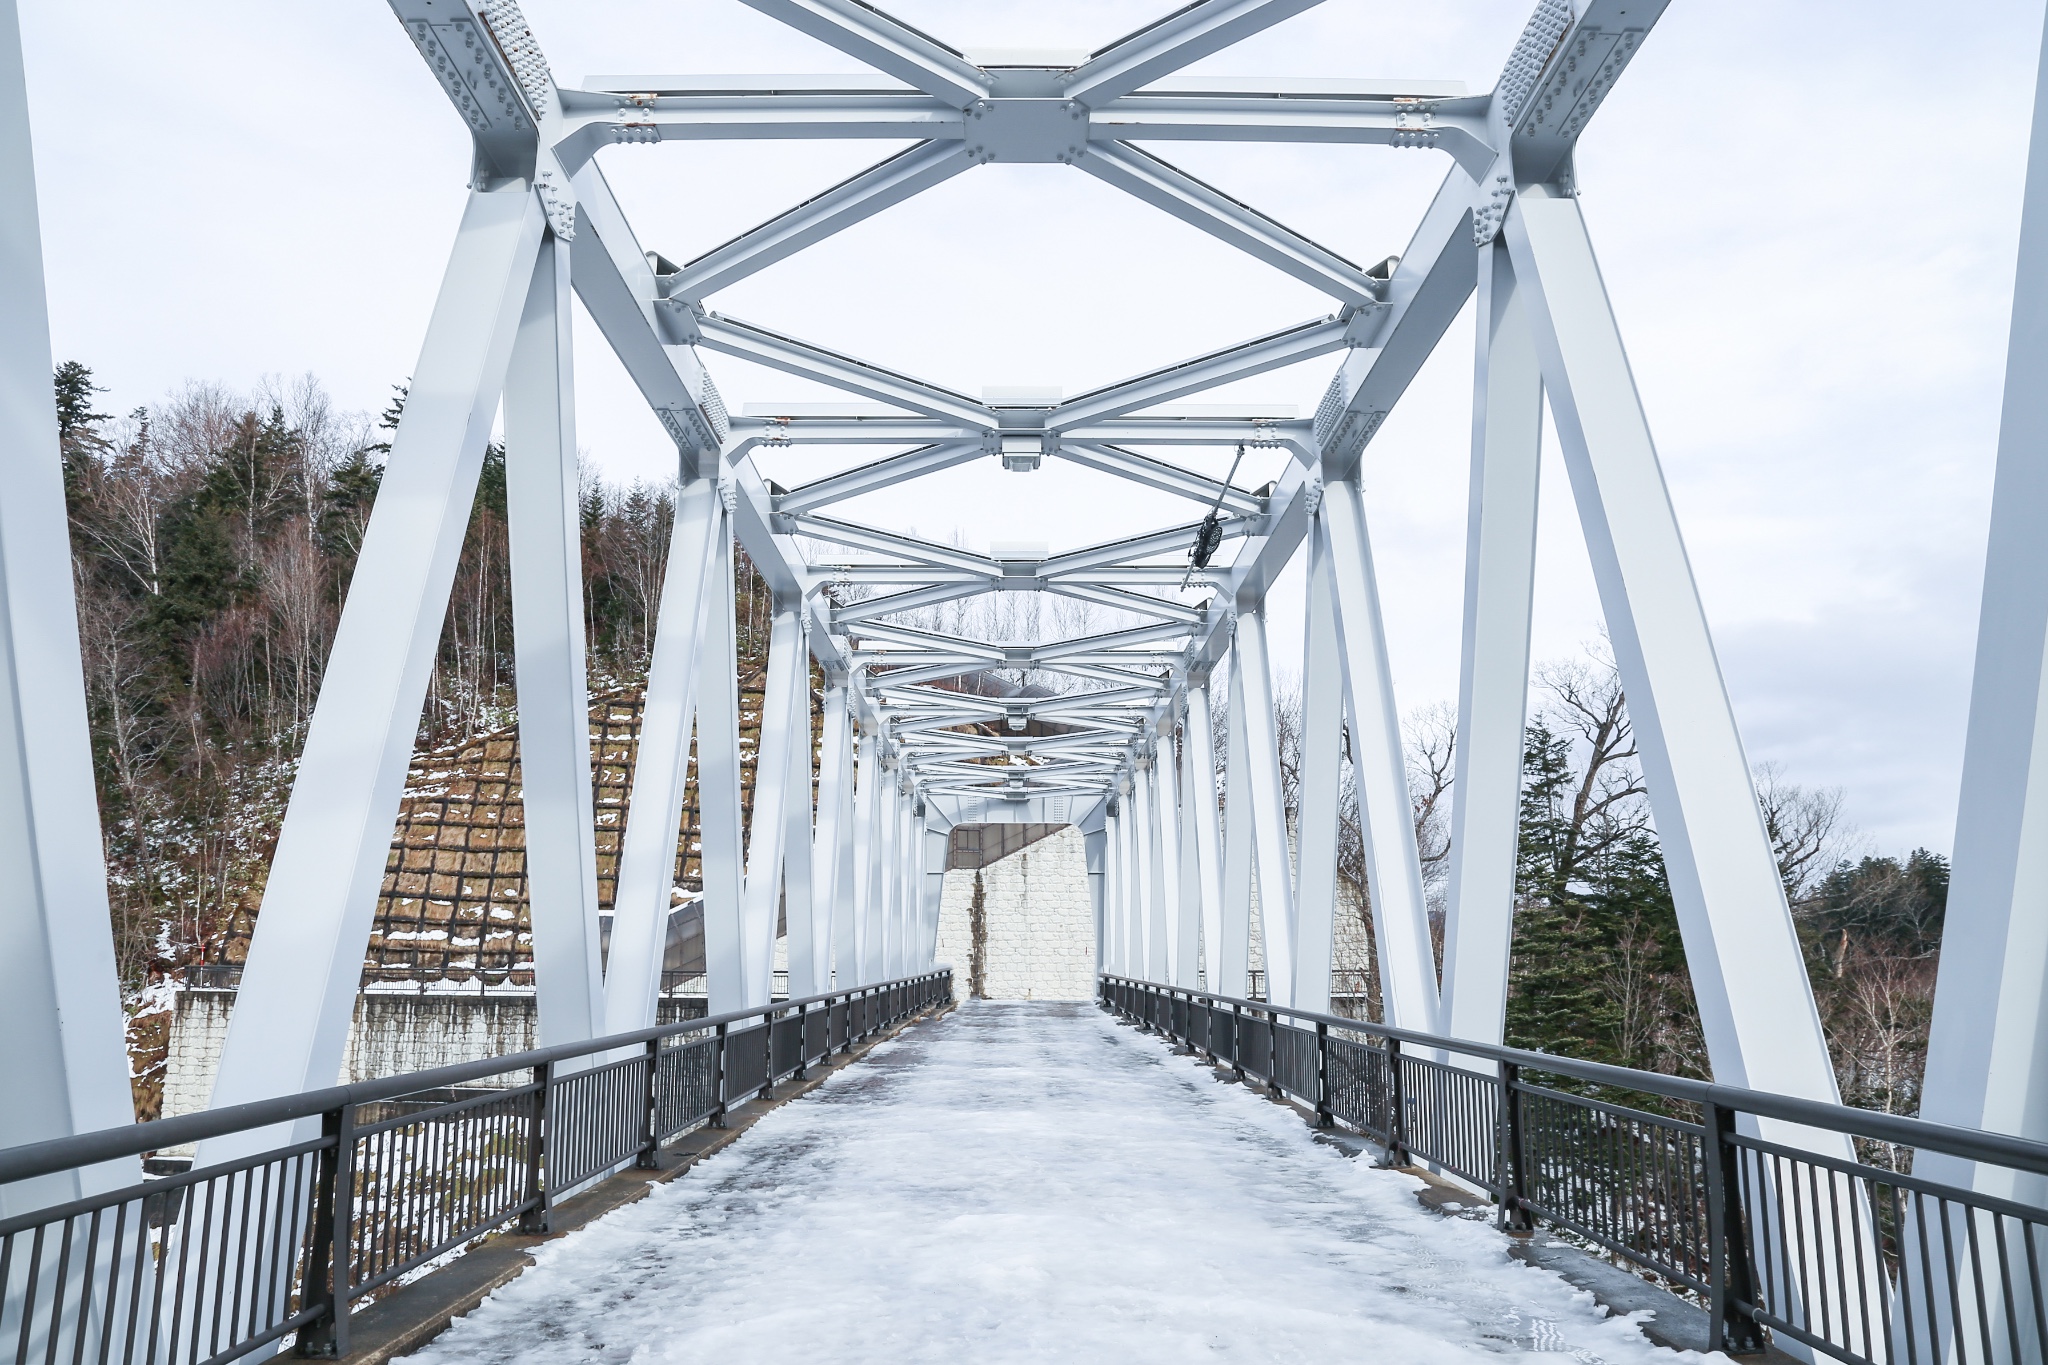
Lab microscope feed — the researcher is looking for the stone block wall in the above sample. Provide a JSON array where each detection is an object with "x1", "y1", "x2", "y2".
[{"x1": 935, "y1": 825, "x2": 1095, "y2": 1000}]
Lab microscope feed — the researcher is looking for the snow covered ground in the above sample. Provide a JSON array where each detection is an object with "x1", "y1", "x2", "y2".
[{"x1": 406, "y1": 1001, "x2": 1734, "y2": 1364}]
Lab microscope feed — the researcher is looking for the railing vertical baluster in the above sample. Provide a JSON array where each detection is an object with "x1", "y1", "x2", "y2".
[
  {"x1": 1230, "y1": 1002, "x2": 1245, "y2": 1083},
  {"x1": 1496, "y1": 1061, "x2": 1532, "y2": 1233},
  {"x1": 293, "y1": 1102, "x2": 354, "y2": 1358},
  {"x1": 638, "y1": 1038, "x2": 661, "y2": 1169},
  {"x1": 1314, "y1": 1021, "x2": 1332, "y2": 1128},
  {"x1": 711, "y1": 1022, "x2": 730, "y2": 1128},
  {"x1": 1385, "y1": 1038, "x2": 1408, "y2": 1166},
  {"x1": 520, "y1": 1062, "x2": 551, "y2": 1234},
  {"x1": 1703, "y1": 1101, "x2": 1764, "y2": 1355}
]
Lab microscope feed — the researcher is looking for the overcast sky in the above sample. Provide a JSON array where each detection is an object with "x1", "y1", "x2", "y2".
[{"x1": 17, "y1": 0, "x2": 2046, "y2": 859}]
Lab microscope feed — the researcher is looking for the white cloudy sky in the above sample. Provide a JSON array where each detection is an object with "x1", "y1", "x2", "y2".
[{"x1": 17, "y1": 0, "x2": 2045, "y2": 858}]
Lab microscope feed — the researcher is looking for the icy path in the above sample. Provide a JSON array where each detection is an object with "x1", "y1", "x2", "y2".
[{"x1": 408, "y1": 1002, "x2": 1729, "y2": 1364}]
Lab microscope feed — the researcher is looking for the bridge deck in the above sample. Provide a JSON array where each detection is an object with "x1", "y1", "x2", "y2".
[{"x1": 407, "y1": 1002, "x2": 1695, "y2": 1363}]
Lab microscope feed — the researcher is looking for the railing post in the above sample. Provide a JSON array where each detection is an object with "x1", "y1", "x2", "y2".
[
  {"x1": 1230, "y1": 1002, "x2": 1246, "y2": 1083},
  {"x1": 711, "y1": 1023, "x2": 730, "y2": 1128},
  {"x1": 519, "y1": 1060, "x2": 551, "y2": 1233},
  {"x1": 1384, "y1": 1038, "x2": 1408, "y2": 1166},
  {"x1": 794, "y1": 1002, "x2": 809, "y2": 1079},
  {"x1": 1495, "y1": 1061, "x2": 1532, "y2": 1232},
  {"x1": 1703, "y1": 1101, "x2": 1766, "y2": 1355},
  {"x1": 1315, "y1": 1020, "x2": 1333, "y2": 1128},
  {"x1": 293, "y1": 1101, "x2": 354, "y2": 1358},
  {"x1": 638, "y1": 1038, "x2": 662, "y2": 1169},
  {"x1": 1262, "y1": 1005, "x2": 1280, "y2": 1098}
]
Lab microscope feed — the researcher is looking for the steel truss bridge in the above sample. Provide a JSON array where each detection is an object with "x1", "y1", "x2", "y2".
[{"x1": 0, "y1": 0, "x2": 2046, "y2": 1362}]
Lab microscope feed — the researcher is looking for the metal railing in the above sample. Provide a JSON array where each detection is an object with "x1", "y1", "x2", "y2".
[
  {"x1": 0, "y1": 970, "x2": 952, "y2": 1363},
  {"x1": 1102, "y1": 974, "x2": 2048, "y2": 1365}
]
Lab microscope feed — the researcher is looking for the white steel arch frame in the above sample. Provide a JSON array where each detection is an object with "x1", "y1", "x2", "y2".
[
  {"x1": 0, "y1": 0, "x2": 2027, "y2": 1266},
  {"x1": 175, "y1": 0, "x2": 1864, "y2": 1127}
]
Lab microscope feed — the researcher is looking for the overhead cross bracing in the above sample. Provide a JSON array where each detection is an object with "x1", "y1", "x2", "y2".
[{"x1": 183, "y1": 0, "x2": 1872, "y2": 1138}]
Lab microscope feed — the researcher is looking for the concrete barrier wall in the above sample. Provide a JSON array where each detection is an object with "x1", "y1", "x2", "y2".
[{"x1": 162, "y1": 989, "x2": 707, "y2": 1122}]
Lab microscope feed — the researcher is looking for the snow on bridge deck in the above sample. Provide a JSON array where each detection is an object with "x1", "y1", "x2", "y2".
[{"x1": 408, "y1": 1002, "x2": 1726, "y2": 1364}]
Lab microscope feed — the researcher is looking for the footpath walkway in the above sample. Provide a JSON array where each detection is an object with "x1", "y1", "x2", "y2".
[{"x1": 407, "y1": 1002, "x2": 1729, "y2": 1363}]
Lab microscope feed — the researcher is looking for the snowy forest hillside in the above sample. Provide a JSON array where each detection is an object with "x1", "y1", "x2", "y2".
[{"x1": 54, "y1": 363, "x2": 1946, "y2": 1125}]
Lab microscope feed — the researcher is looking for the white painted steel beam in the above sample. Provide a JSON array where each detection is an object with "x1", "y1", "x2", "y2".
[
  {"x1": 1320, "y1": 479, "x2": 1439, "y2": 1032},
  {"x1": 0, "y1": 0, "x2": 135, "y2": 1213},
  {"x1": 505, "y1": 230, "x2": 604, "y2": 1047},
  {"x1": 1154, "y1": 733, "x2": 1185, "y2": 984},
  {"x1": 1134, "y1": 753, "x2": 1163, "y2": 979},
  {"x1": 1291, "y1": 529, "x2": 1344, "y2": 1017},
  {"x1": 1062, "y1": 0, "x2": 1327, "y2": 108},
  {"x1": 741, "y1": 605, "x2": 803, "y2": 1006},
  {"x1": 1079, "y1": 142, "x2": 1383, "y2": 306},
  {"x1": 1439, "y1": 239, "x2": 1541, "y2": 1053},
  {"x1": 784, "y1": 641, "x2": 821, "y2": 995},
  {"x1": 850, "y1": 721, "x2": 879, "y2": 983},
  {"x1": 1314, "y1": 168, "x2": 1478, "y2": 479},
  {"x1": 695, "y1": 506, "x2": 750, "y2": 1014},
  {"x1": 833, "y1": 581, "x2": 992, "y2": 625},
  {"x1": 1231, "y1": 611, "x2": 1295, "y2": 1006},
  {"x1": 1922, "y1": 6, "x2": 2048, "y2": 1209},
  {"x1": 602, "y1": 480, "x2": 722, "y2": 1034},
  {"x1": 787, "y1": 514, "x2": 1000, "y2": 576},
  {"x1": 733, "y1": 0, "x2": 989, "y2": 108},
  {"x1": 1502, "y1": 188, "x2": 1836, "y2": 1104},
  {"x1": 1046, "y1": 582, "x2": 1206, "y2": 625},
  {"x1": 1049, "y1": 318, "x2": 1349, "y2": 429},
  {"x1": 205, "y1": 186, "x2": 545, "y2": 1133},
  {"x1": 776, "y1": 441, "x2": 988, "y2": 513},
  {"x1": 1218, "y1": 653, "x2": 1254, "y2": 998},
  {"x1": 693, "y1": 314, "x2": 997, "y2": 426},
  {"x1": 1055, "y1": 443, "x2": 1266, "y2": 512},
  {"x1": 663, "y1": 142, "x2": 978, "y2": 302},
  {"x1": 566, "y1": 162, "x2": 723, "y2": 477},
  {"x1": 1184, "y1": 680, "x2": 1226, "y2": 991},
  {"x1": 1089, "y1": 93, "x2": 1494, "y2": 174}
]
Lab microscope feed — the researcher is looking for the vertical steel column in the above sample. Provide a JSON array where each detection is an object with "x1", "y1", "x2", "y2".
[
  {"x1": 815, "y1": 676, "x2": 854, "y2": 990},
  {"x1": 1922, "y1": 0, "x2": 2048, "y2": 1205},
  {"x1": 921, "y1": 817, "x2": 948, "y2": 969},
  {"x1": 1506, "y1": 188, "x2": 1877, "y2": 1349},
  {"x1": 600, "y1": 478, "x2": 720, "y2": 1034},
  {"x1": 1174, "y1": 724, "x2": 1203, "y2": 988},
  {"x1": 1231, "y1": 612, "x2": 1296, "y2": 1006},
  {"x1": 694, "y1": 500, "x2": 748, "y2": 1015},
  {"x1": 739, "y1": 602, "x2": 804, "y2": 1007},
  {"x1": 780, "y1": 629, "x2": 819, "y2": 997},
  {"x1": 1218, "y1": 654, "x2": 1254, "y2": 999},
  {"x1": 1104, "y1": 801, "x2": 1126, "y2": 975},
  {"x1": 1134, "y1": 751, "x2": 1162, "y2": 980},
  {"x1": 891, "y1": 777, "x2": 914, "y2": 977},
  {"x1": 1083, "y1": 812, "x2": 1109, "y2": 976},
  {"x1": 1155, "y1": 723, "x2": 1188, "y2": 986},
  {"x1": 1502, "y1": 189, "x2": 1836, "y2": 1102},
  {"x1": 1440, "y1": 238, "x2": 1542, "y2": 1055},
  {"x1": 1318, "y1": 481, "x2": 1439, "y2": 1032},
  {"x1": 0, "y1": 0, "x2": 135, "y2": 1217},
  {"x1": 505, "y1": 229, "x2": 603, "y2": 1047},
  {"x1": 206, "y1": 186, "x2": 545, "y2": 1124},
  {"x1": 1120, "y1": 774, "x2": 1145, "y2": 980},
  {"x1": 1293, "y1": 528, "x2": 1346, "y2": 1016},
  {"x1": 849, "y1": 722, "x2": 877, "y2": 985},
  {"x1": 876, "y1": 763, "x2": 900, "y2": 979},
  {"x1": 1183, "y1": 678, "x2": 1225, "y2": 991}
]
